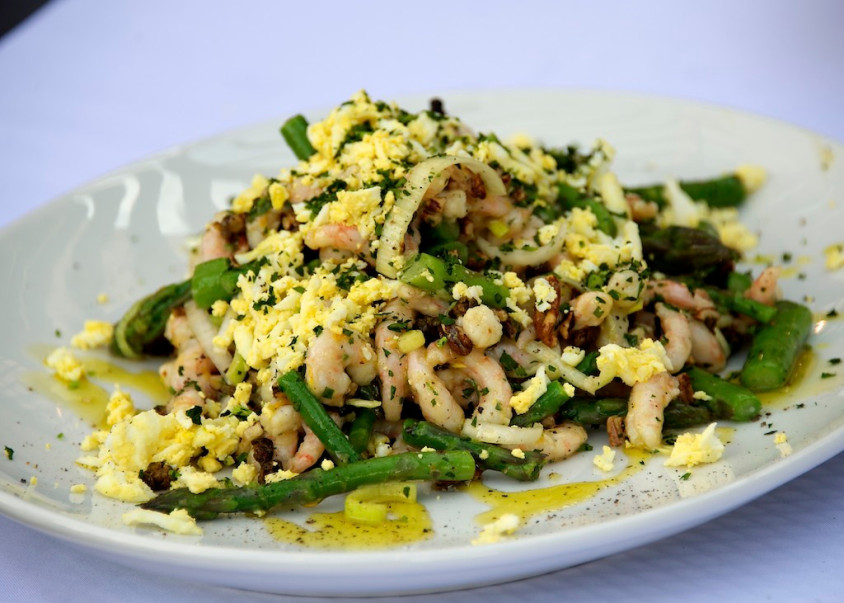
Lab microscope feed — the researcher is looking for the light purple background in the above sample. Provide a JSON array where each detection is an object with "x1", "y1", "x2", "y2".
[{"x1": 1, "y1": 1, "x2": 842, "y2": 601}]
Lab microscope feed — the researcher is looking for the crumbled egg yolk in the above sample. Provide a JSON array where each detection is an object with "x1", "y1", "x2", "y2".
[
  {"x1": 232, "y1": 462, "x2": 258, "y2": 486},
  {"x1": 509, "y1": 366, "x2": 549, "y2": 415},
  {"x1": 595, "y1": 339, "x2": 671, "y2": 385},
  {"x1": 593, "y1": 445, "x2": 616, "y2": 472},
  {"x1": 79, "y1": 407, "x2": 241, "y2": 502},
  {"x1": 471, "y1": 513, "x2": 520, "y2": 545},
  {"x1": 532, "y1": 277, "x2": 557, "y2": 312},
  {"x1": 774, "y1": 431, "x2": 793, "y2": 457},
  {"x1": 70, "y1": 320, "x2": 113, "y2": 350},
  {"x1": 824, "y1": 243, "x2": 844, "y2": 270},
  {"x1": 45, "y1": 347, "x2": 85, "y2": 382},
  {"x1": 665, "y1": 423, "x2": 725, "y2": 467},
  {"x1": 122, "y1": 508, "x2": 203, "y2": 536}
]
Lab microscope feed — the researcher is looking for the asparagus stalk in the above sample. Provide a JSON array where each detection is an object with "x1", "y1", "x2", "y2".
[
  {"x1": 627, "y1": 174, "x2": 749, "y2": 208},
  {"x1": 280, "y1": 114, "x2": 317, "y2": 160},
  {"x1": 685, "y1": 367, "x2": 761, "y2": 422},
  {"x1": 509, "y1": 381, "x2": 571, "y2": 427},
  {"x1": 278, "y1": 371, "x2": 360, "y2": 466},
  {"x1": 399, "y1": 253, "x2": 510, "y2": 308},
  {"x1": 741, "y1": 300, "x2": 812, "y2": 391},
  {"x1": 402, "y1": 419, "x2": 545, "y2": 482},
  {"x1": 111, "y1": 280, "x2": 192, "y2": 358},
  {"x1": 142, "y1": 451, "x2": 475, "y2": 519},
  {"x1": 640, "y1": 224, "x2": 737, "y2": 283}
]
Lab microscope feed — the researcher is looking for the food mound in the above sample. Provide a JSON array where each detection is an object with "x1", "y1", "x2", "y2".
[{"x1": 65, "y1": 91, "x2": 810, "y2": 524}]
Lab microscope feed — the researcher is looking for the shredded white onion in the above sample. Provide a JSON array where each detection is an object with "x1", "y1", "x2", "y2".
[
  {"x1": 524, "y1": 341, "x2": 613, "y2": 394},
  {"x1": 475, "y1": 230, "x2": 567, "y2": 267},
  {"x1": 375, "y1": 155, "x2": 506, "y2": 278},
  {"x1": 461, "y1": 420, "x2": 543, "y2": 448},
  {"x1": 184, "y1": 300, "x2": 233, "y2": 373}
]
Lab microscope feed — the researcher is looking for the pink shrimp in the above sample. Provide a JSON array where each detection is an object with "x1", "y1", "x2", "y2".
[
  {"x1": 290, "y1": 424, "x2": 325, "y2": 473},
  {"x1": 745, "y1": 266, "x2": 782, "y2": 306},
  {"x1": 655, "y1": 302, "x2": 692, "y2": 372},
  {"x1": 304, "y1": 223, "x2": 366, "y2": 253},
  {"x1": 407, "y1": 344, "x2": 466, "y2": 433},
  {"x1": 535, "y1": 422, "x2": 589, "y2": 461},
  {"x1": 626, "y1": 372, "x2": 681, "y2": 449},
  {"x1": 159, "y1": 312, "x2": 221, "y2": 400},
  {"x1": 688, "y1": 318, "x2": 728, "y2": 372},
  {"x1": 571, "y1": 291, "x2": 614, "y2": 330},
  {"x1": 644, "y1": 279, "x2": 719, "y2": 324},
  {"x1": 305, "y1": 331, "x2": 377, "y2": 406},
  {"x1": 375, "y1": 301, "x2": 413, "y2": 421}
]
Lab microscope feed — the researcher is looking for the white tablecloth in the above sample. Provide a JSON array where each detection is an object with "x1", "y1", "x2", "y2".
[{"x1": 1, "y1": 1, "x2": 842, "y2": 600}]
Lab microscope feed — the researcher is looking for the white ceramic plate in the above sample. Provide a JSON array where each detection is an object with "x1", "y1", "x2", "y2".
[{"x1": 1, "y1": 90, "x2": 842, "y2": 597}]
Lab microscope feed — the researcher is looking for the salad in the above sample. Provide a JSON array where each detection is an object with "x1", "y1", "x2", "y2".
[{"x1": 59, "y1": 91, "x2": 811, "y2": 533}]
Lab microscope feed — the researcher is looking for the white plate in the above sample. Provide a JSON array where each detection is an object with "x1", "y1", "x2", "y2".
[{"x1": 1, "y1": 90, "x2": 842, "y2": 597}]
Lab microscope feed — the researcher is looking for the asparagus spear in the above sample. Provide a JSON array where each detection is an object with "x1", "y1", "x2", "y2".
[
  {"x1": 278, "y1": 371, "x2": 360, "y2": 466},
  {"x1": 111, "y1": 258, "x2": 265, "y2": 358},
  {"x1": 741, "y1": 300, "x2": 812, "y2": 391},
  {"x1": 111, "y1": 280, "x2": 192, "y2": 358},
  {"x1": 347, "y1": 408, "x2": 377, "y2": 454},
  {"x1": 280, "y1": 114, "x2": 317, "y2": 160},
  {"x1": 402, "y1": 419, "x2": 545, "y2": 482},
  {"x1": 551, "y1": 396, "x2": 715, "y2": 429},
  {"x1": 640, "y1": 224, "x2": 737, "y2": 284},
  {"x1": 685, "y1": 367, "x2": 761, "y2": 422},
  {"x1": 142, "y1": 450, "x2": 475, "y2": 519},
  {"x1": 627, "y1": 174, "x2": 749, "y2": 208},
  {"x1": 509, "y1": 381, "x2": 571, "y2": 427},
  {"x1": 399, "y1": 253, "x2": 510, "y2": 308}
]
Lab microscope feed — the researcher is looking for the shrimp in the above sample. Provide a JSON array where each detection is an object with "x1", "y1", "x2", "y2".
[
  {"x1": 196, "y1": 212, "x2": 247, "y2": 265},
  {"x1": 290, "y1": 424, "x2": 325, "y2": 473},
  {"x1": 626, "y1": 372, "x2": 681, "y2": 449},
  {"x1": 407, "y1": 343, "x2": 466, "y2": 433},
  {"x1": 375, "y1": 301, "x2": 414, "y2": 421},
  {"x1": 625, "y1": 192, "x2": 659, "y2": 222},
  {"x1": 435, "y1": 367, "x2": 476, "y2": 408},
  {"x1": 305, "y1": 331, "x2": 377, "y2": 406},
  {"x1": 159, "y1": 312, "x2": 221, "y2": 399},
  {"x1": 644, "y1": 279, "x2": 719, "y2": 324},
  {"x1": 167, "y1": 389, "x2": 205, "y2": 414},
  {"x1": 745, "y1": 266, "x2": 782, "y2": 306},
  {"x1": 458, "y1": 349, "x2": 513, "y2": 425},
  {"x1": 655, "y1": 302, "x2": 692, "y2": 372},
  {"x1": 304, "y1": 223, "x2": 366, "y2": 253},
  {"x1": 534, "y1": 422, "x2": 589, "y2": 461},
  {"x1": 688, "y1": 318, "x2": 728, "y2": 372},
  {"x1": 396, "y1": 283, "x2": 449, "y2": 316},
  {"x1": 269, "y1": 431, "x2": 300, "y2": 471},
  {"x1": 288, "y1": 179, "x2": 322, "y2": 204},
  {"x1": 571, "y1": 291, "x2": 614, "y2": 330},
  {"x1": 245, "y1": 209, "x2": 281, "y2": 249}
]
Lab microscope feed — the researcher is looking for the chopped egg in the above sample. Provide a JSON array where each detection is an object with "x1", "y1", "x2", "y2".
[
  {"x1": 45, "y1": 347, "x2": 85, "y2": 382},
  {"x1": 122, "y1": 508, "x2": 203, "y2": 536},
  {"x1": 824, "y1": 243, "x2": 844, "y2": 270},
  {"x1": 532, "y1": 277, "x2": 558, "y2": 312},
  {"x1": 593, "y1": 445, "x2": 616, "y2": 472},
  {"x1": 596, "y1": 339, "x2": 671, "y2": 385},
  {"x1": 472, "y1": 513, "x2": 520, "y2": 545},
  {"x1": 665, "y1": 423, "x2": 725, "y2": 467},
  {"x1": 774, "y1": 432, "x2": 793, "y2": 457},
  {"x1": 232, "y1": 462, "x2": 258, "y2": 486},
  {"x1": 70, "y1": 320, "x2": 114, "y2": 350},
  {"x1": 509, "y1": 366, "x2": 549, "y2": 415}
]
